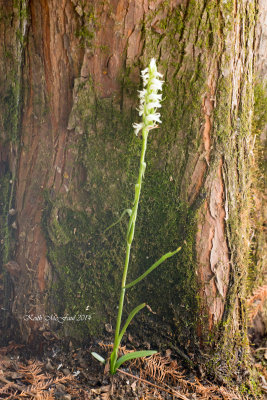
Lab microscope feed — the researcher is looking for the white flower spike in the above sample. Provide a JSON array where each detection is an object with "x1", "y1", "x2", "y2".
[{"x1": 133, "y1": 58, "x2": 164, "y2": 136}]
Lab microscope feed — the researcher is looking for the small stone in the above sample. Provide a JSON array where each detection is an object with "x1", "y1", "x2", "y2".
[
  {"x1": 55, "y1": 383, "x2": 66, "y2": 392},
  {"x1": 62, "y1": 368, "x2": 71, "y2": 376},
  {"x1": 105, "y1": 323, "x2": 112, "y2": 333}
]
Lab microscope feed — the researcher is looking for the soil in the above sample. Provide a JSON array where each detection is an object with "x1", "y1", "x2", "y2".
[{"x1": 0, "y1": 328, "x2": 266, "y2": 400}]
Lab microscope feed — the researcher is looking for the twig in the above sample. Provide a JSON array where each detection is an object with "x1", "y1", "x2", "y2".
[{"x1": 117, "y1": 368, "x2": 190, "y2": 400}]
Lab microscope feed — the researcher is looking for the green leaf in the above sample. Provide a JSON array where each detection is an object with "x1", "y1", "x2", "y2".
[
  {"x1": 103, "y1": 209, "x2": 132, "y2": 234},
  {"x1": 114, "y1": 350, "x2": 157, "y2": 371},
  {"x1": 125, "y1": 247, "x2": 181, "y2": 289},
  {"x1": 91, "y1": 352, "x2": 105, "y2": 364},
  {"x1": 118, "y1": 303, "x2": 146, "y2": 344}
]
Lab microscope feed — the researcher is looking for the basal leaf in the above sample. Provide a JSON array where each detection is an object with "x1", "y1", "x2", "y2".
[{"x1": 114, "y1": 350, "x2": 157, "y2": 371}]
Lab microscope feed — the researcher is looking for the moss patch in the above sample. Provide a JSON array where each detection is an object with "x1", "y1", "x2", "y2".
[
  {"x1": 0, "y1": 0, "x2": 28, "y2": 143},
  {"x1": 1, "y1": 80, "x2": 20, "y2": 143},
  {"x1": 0, "y1": 173, "x2": 13, "y2": 266},
  {"x1": 0, "y1": 172, "x2": 16, "y2": 340}
]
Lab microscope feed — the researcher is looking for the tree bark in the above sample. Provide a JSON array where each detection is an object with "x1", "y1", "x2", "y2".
[{"x1": 0, "y1": 0, "x2": 260, "y2": 383}]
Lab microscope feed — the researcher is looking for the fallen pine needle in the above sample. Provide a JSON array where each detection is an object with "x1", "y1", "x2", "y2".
[
  {"x1": 117, "y1": 368, "x2": 190, "y2": 400},
  {"x1": 0, "y1": 373, "x2": 35, "y2": 397}
]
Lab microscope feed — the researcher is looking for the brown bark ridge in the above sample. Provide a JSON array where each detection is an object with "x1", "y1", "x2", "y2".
[
  {"x1": 0, "y1": 0, "x2": 259, "y2": 381},
  {"x1": 252, "y1": 0, "x2": 267, "y2": 338}
]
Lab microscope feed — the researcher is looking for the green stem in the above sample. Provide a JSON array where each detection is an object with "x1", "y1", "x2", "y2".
[
  {"x1": 110, "y1": 128, "x2": 148, "y2": 374},
  {"x1": 127, "y1": 131, "x2": 148, "y2": 245},
  {"x1": 112, "y1": 242, "x2": 130, "y2": 351}
]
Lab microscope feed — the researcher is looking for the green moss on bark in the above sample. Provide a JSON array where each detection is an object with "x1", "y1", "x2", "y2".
[
  {"x1": 0, "y1": 174, "x2": 13, "y2": 266},
  {"x1": 0, "y1": 0, "x2": 28, "y2": 143}
]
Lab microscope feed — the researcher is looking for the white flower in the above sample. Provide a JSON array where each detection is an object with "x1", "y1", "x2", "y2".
[
  {"x1": 147, "y1": 102, "x2": 161, "y2": 110},
  {"x1": 141, "y1": 67, "x2": 148, "y2": 75},
  {"x1": 146, "y1": 113, "x2": 162, "y2": 123},
  {"x1": 133, "y1": 122, "x2": 144, "y2": 136},
  {"x1": 132, "y1": 59, "x2": 164, "y2": 136}
]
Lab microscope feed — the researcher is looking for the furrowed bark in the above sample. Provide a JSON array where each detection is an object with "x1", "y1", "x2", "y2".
[{"x1": 0, "y1": 0, "x2": 260, "y2": 387}]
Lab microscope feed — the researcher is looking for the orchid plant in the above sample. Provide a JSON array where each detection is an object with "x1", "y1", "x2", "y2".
[{"x1": 92, "y1": 59, "x2": 181, "y2": 375}]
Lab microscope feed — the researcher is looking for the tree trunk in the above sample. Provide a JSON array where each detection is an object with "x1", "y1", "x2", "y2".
[{"x1": 0, "y1": 0, "x2": 260, "y2": 384}]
